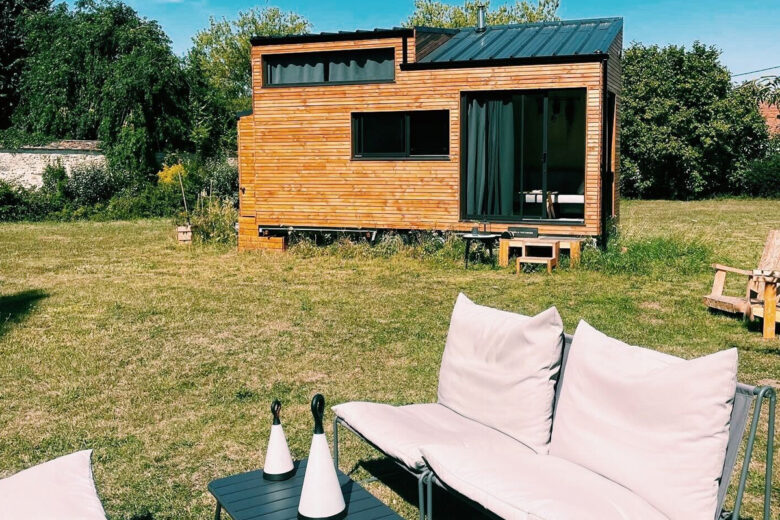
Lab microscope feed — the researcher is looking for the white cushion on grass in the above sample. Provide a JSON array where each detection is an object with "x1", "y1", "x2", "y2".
[
  {"x1": 420, "y1": 444, "x2": 668, "y2": 520},
  {"x1": 437, "y1": 293, "x2": 564, "y2": 453},
  {"x1": 550, "y1": 321, "x2": 737, "y2": 520},
  {"x1": 332, "y1": 402, "x2": 532, "y2": 471},
  {"x1": 0, "y1": 450, "x2": 106, "y2": 520}
]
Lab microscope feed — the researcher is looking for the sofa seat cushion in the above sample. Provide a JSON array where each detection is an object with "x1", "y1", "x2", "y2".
[
  {"x1": 0, "y1": 450, "x2": 107, "y2": 520},
  {"x1": 438, "y1": 294, "x2": 564, "y2": 454},
  {"x1": 550, "y1": 321, "x2": 737, "y2": 520},
  {"x1": 421, "y1": 444, "x2": 668, "y2": 520},
  {"x1": 333, "y1": 402, "x2": 532, "y2": 471}
]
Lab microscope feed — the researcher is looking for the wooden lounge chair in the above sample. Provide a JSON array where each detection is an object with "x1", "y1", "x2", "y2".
[{"x1": 704, "y1": 230, "x2": 780, "y2": 338}]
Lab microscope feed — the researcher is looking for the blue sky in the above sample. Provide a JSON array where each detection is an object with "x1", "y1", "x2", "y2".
[{"x1": 89, "y1": 1, "x2": 778, "y2": 81}]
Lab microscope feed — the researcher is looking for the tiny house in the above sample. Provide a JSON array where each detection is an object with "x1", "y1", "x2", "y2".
[{"x1": 237, "y1": 16, "x2": 622, "y2": 250}]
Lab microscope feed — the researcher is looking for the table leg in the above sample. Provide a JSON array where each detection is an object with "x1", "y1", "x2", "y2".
[
  {"x1": 464, "y1": 239, "x2": 471, "y2": 268},
  {"x1": 764, "y1": 282, "x2": 777, "y2": 339},
  {"x1": 499, "y1": 239, "x2": 509, "y2": 267},
  {"x1": 570, "y1": 241, "x2": 581, "y2": 268},
  {"x1": 214, "y1": 501, "x2": 222, "y2": 520},
  {"x1": 488, "y1": 240, "x2": 494, "y2": 264}
]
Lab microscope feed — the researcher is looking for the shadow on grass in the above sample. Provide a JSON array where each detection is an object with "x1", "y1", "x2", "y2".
[
  {"x1": 357, "y1": 459, "x2": 493, "y2": 520},
  {"x1": 0, "y1": 289, "x2": 48, "y2": 338}
]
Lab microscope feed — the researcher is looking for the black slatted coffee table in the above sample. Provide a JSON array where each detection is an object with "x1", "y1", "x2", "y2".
[{"x1": 208, "y1": 459, "x2": 402, "y2": 520}]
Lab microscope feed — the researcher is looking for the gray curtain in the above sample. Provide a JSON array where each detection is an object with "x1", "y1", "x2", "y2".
[
  {"x1": 269, "y1": 55, "x2": 325, "y2": 84},
  {"x1": 328, "y1": 52, "x2": 393, "y2": 82},
  {"x1": 466, "y1": 97, "x2": 515, "y2": 216}
]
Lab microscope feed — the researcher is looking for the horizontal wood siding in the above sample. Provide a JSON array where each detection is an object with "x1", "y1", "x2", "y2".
[
  {"x1": 238, "y1": 35, "x2": 618, "y2": 246},
  {"x1": 607, "y1": 30, "x2": 622, "y2": 219}
]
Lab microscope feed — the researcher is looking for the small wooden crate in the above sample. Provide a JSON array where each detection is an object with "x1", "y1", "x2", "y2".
[
  {"x1": 257, "y1": 236, "x2": 287, "y2": 251},
  {"x1": 177, "y1": 225, "x2": 192, "y2": 245}
]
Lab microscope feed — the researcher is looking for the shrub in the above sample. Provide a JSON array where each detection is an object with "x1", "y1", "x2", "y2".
[
  {"x1": 581, "y1": 235, "x2": 712, "y2": 276},
  {"x1": 0, "y1": 181, "x2": 55, "y2": 221},
  {"x1": 102, "y1": 184, "x2": 183, "y2": 220},
  {"x1": 66, "y1": 163, "x2": 119, "y2": 205},
  {"x1": 202, "y1": 158, "x2": 238, "y2": 203},
  {"x1": 41, "y1": 161, "x2": 67, "y2": 195},
  {"x1": 157, "y1": 163, "x2": 186, "y2": 185},
  {"x1": 743, "y1": 153, "x2": 780, "y2": 197},
  {"x1": 190, "y1": 195, "x2": 238, "y2": 245}
]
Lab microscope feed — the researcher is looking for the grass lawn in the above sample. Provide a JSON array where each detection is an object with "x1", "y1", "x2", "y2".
[{"x1": 0, "y1": 199, "x2": 778, "y2": 519}]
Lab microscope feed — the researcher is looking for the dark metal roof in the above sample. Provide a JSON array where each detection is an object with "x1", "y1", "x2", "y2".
[{"x1": 418, "y1": 17, "x2": 622, "y2": 64}]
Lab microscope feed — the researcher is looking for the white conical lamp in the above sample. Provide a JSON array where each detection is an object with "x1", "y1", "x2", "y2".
[
  {"x1": 262, "y1": 399, "x2": 295, "y2": 481},
  {"x1": 298, "y1": 394, "x2": 346, "y2": 520}
]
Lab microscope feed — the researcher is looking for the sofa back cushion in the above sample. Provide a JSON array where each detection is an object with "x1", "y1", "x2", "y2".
[
  {"x1": 438, "y1": 293, "x2": 564, "y2": 454},
  {"x1": 550, "y1": 321, "x2": 737, "y2": 520}
]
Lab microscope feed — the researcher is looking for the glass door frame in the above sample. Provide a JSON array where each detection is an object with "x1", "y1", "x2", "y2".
[{"x1": 459, "y1": 88, "x2": 588, "y2": 226}]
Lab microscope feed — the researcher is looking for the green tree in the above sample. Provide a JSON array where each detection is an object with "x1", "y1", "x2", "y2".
[
  {"x1": 0, "y1": 0, "x2": 51, "y2": 129},
  {"x1": 745, "y1": 75, "x2": 780, "y2": 107},
  {"x1": 403, "y1": 0, "x2": 559, "y2": 28},
  {"x1": 184, "y1": 7, "x2": 311, "y2": 156},
  {"x1": 620, "y1": 42, "x2": 768, "y2": 199},
  {"x1": 12, "y1": 0, "x2": 187, "y2": 176},
  {"x1": 187, "y1": 7, "x2": 311, "y2": 113}
]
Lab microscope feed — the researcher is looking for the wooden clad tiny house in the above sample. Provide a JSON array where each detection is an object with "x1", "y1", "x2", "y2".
[{"x1": 237, "y1": 18, "x2": 623, "y2": 251}]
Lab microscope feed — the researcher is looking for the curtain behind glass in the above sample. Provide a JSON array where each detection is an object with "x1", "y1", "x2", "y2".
[
  {"x1": 466, "y1": 96, "x2": 515, "y2": 217},
  {"x1": 269, "y1": 55, "x2": 325, "y2": 84},
  {"x1": 328, "y1": 50, "x2": 394, "y2": 82}
]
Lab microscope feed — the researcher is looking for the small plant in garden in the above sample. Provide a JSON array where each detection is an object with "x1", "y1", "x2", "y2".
[
  {"x1": 157, "y1": 163, "x2": 187, "y2": 185},
  {"x1": 189, "y1": 194, "x2": 238, "y2": 245}
]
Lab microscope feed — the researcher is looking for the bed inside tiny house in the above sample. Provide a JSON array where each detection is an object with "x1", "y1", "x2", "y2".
[{"x1": 237, "y1": 16, "x2": 623, "y2": 251}]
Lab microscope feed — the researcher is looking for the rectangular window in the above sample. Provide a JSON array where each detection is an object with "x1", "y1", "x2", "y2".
[
  {"x1": 264, "y1": 48, "x2": 394, "y2": 86},
  {"x1": 352, "y1": 110, "x2": 449, "y2": 159}
]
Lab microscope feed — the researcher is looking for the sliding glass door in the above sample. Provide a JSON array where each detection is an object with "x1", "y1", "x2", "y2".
[{"x1": 462, "y1": 88, "x2": 586, "y2": 222}]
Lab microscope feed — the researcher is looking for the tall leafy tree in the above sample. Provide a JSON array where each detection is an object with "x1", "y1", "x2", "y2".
[
  {"x1": 13, "y1": 0, "x2": 187, "y2": 175},
  {"x1": 745, "y1": 75, "x2": 780, "y2": 107},
  {"x1": 0, "y1": 0, "x2": 51, "y2": 129},
  {"x1": 185, "y1": 7, "x2": 311, "y2": 156},
  {"x1": 404, "y1": 0, "x2": 559, "y2": 28},
  {"x1": 621, "y1": 42, "x2": 768, "y2": 199}
]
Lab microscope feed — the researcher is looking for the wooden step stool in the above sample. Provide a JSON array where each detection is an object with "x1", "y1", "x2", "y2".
[{"x1": 515, "y1": 240, "x2": 560, "y2": 274}]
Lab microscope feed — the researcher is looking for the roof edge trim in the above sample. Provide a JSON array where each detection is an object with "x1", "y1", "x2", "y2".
[
  {"x1": 251, "y1": 29, "x2": 414, "y2": 46},
  {"x1": 402, "y1": 52, "x2": 608, "y2": 71}
]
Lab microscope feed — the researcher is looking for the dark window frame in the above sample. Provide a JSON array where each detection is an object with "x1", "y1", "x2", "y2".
[
  {"x1": 351, "y1": 110, "x2": 450, "y2": 160},
  {"x1": 263, "y1": 48, "x2": 395, "y2": 88},
  {"x1": 458, "y1": 88, "x2": 588, "y2": 226}
]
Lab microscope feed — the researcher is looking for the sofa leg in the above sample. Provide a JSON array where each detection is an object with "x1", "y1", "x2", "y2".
[
  {"x1": 333, "y1": 417, "x2": 340, "y2": 470},
  {"x1": 764, "y1": 388, "x2": 776, "y2": 520},
  {"x1": 426, "y1": 471, "x2": 434, "y2": 520},
  {"x1": 417, "y1": 472, "x2": 426, "y2": 520}
]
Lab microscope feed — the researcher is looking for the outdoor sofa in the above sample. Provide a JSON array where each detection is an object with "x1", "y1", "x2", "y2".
[
  {"x1": 0, "y1": 450, "x2": 107, "y2": 519},
  {"x1": 333, "y1": 293, "x2": 776, "y2": 520}
]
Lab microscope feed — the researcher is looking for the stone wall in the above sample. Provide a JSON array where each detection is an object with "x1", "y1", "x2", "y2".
[{"x1": 0, "y1": 142, "x2": 105, "y2": 188}]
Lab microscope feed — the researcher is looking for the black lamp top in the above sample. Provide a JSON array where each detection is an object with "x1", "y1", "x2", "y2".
[
  {"x1": 311, "y1": 394, "x2": 325, "y2": 434},
  {"x1": 271, "y1": 399, "x2": 282, "y2": 425}
]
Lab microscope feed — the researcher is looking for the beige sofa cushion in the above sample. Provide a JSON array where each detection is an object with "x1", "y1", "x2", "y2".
[
  {"x1": 0, "y1": 450, "x2": 106, "y2": 520},
  {"x1": 438, "y1": 294, "x2": 564, "y2": 453},
  {"x1": 550, "y1": 321, "x2": 737, "y2": 520},
  {"x1": 332, "y1": 402, "x2": 532, "y2": 471},
  {"x1": 421, "y1": 444, "x2": 668, "y2": 520}
]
